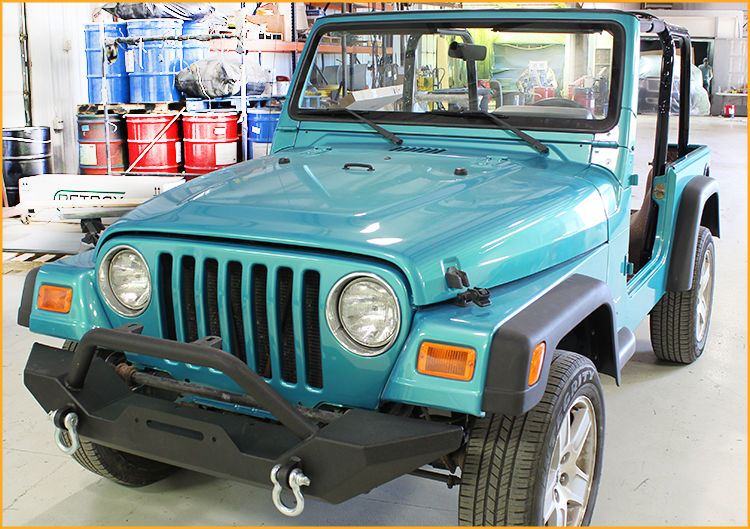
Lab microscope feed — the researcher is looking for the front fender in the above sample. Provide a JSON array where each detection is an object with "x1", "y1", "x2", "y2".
[
  {"x1": 382, "y1": 246, "x2": 610, "y2": 416},
  {"x1": 482, "y1": 274, "x2": 619, "y2": 416},
  {"x1": 25, "y1": 251, "x2": 112, "y2": 341}
]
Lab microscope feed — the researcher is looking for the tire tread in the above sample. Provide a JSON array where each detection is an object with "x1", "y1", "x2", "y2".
[
  {"x1": 459, "y1": 352, "x2": 603, "y2": 526},
  {"x1": 651, "y1": 227, "x2": 714, "y2": 364}
]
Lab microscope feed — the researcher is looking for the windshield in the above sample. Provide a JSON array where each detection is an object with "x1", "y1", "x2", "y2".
[{"x1": 290, "y1": 18, "x2": 624, "y2": 132}]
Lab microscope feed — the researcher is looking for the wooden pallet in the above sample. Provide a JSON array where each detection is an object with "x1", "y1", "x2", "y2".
[
  {"x1": 3, "y1": 251, "x2": 67, "y2": 274},
  {"x1": 184, "y1": 96, "x2": 282, "y2": 112},
  {"x1": 185, "y1": 97, "x2": 244, "y2": 112},
  {"x1": 77, "y1": 102, "x2": 185, "y2": 116}
]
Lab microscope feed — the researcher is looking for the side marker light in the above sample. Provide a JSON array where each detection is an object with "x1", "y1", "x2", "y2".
[
  {"x1": 528, "y1": 342, "x2": 546, "y2": 386},
  {"x1": 37, "y1": 285, "x2": 73, "y2": 313},
  {"x1": 417, "y1": 342, "x2": 476, "y2": 381}
]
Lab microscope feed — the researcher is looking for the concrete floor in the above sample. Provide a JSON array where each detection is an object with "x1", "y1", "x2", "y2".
[{"x1": 2, "y1": 116, "x2": 747, "y2": 525}]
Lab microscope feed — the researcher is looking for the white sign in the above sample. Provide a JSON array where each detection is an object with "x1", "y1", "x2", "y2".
[
  {"x1": 215, "y1": 143, "x2": 237, "y2": 166},
  {"x1": 79, "y1": 144, "x2": 98, "y2": 166},
  {"x1": 124, "y1": 49, "x2": 135, "y2": 73}
]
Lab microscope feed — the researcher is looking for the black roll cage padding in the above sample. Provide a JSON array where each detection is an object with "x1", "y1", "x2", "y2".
[
  {"x1": 65, "y1": 324, "x2": 319, "y2": 440},
  {"x1": 637, "y1": 14, "x2": 692, "y2": 175}
]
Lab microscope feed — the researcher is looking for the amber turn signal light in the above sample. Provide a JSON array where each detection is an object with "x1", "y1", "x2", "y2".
[
  {"x1": 37, "y1": 285, "x2": 73, "y2": 313},
  {"x1": 528, "y1": 342, "x2": 546, "y2": 386},
  {"x1": 417, "y1": 342, "x2": 476, "y2": 381}
]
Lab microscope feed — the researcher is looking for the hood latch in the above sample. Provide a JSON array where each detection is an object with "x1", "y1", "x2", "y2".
[
  {"x1": 455, "y1": 287, "x2": 492, "y2": 308},
  {"x1": 445, "y1": 266, "x2": 491, "y2": 307}
]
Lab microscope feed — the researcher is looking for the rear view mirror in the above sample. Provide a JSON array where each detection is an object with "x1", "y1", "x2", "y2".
[{"x1": 448, "y1": 42, "x2": 487, "y2": 62}]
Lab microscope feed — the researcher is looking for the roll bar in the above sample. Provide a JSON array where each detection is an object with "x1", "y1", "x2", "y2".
[{"x1": 636, "y1": 13, "x2": 692, "y2": 177}]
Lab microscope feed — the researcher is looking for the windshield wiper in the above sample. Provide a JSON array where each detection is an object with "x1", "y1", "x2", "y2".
[
  {"x1": 431, "y1": 110, "x2": 548, "y2": 155},
  {"x1": 338, "y1": 108, "x2": 403, "y2": 146}
]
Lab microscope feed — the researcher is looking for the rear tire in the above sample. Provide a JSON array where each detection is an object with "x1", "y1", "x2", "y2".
[
  {"x1": 650, "y1": 227, "x2": 715, "y2": 363},
  {"x1": 459, "y1": 352, "x2": 605, "y2": 526},
  {"x1": 60, "y1": 341, "x2": 174, "y2": 486}
]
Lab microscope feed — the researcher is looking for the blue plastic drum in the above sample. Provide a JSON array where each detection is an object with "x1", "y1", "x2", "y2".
[
  {"x1": 247, "y1": 109, "x2": 281, "y2": 143},
  {"x1": 84, "y1": 23, "x2": 129, "y2": 104},
  {"x1": 126, "y1": 19, "x2": 184, "y2": 103},
  {"x1": 182, "y1": 21, "x2": 209, "y2": 66}
]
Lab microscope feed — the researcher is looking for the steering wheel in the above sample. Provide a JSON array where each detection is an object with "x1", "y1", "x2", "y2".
[{"x1": 532, "y1": 97, "x2": 588, "y2": 109}]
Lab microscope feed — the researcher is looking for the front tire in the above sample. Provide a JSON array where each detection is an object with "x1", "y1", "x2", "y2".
[
  {"x1": 60, "y1": 340, "x2": 174, "y2": 486},
  {"x1": 459, "y1": 352, "x2": 605, "y2": 526},
  {"x1": 61, "y1": 435, "x2": 175, "y2": 487},
  {"x1": 650, "y1": 226, "x2": 716, "y2": 363}
]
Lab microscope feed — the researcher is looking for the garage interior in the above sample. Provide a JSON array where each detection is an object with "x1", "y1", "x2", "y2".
[{"x1": 2, "y1": 2, "x2": 747, "y2": 526}]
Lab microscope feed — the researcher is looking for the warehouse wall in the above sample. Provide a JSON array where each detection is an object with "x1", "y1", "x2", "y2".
[
  {"x1": 25, "y1": 3, "x2": 93, "y2": 174},
  {"x1": 649, "y1": 9, "x2": 744, "y2": 39},
  {"x1": 2, "y1": 3, "x2": 26, "y2": 128},
  {"x1": 3, "y1": 3, "x2": 96, "y2": 173}
]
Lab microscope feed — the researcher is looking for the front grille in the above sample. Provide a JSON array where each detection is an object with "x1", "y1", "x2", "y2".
[{"x1": 158, "y1": 256, "x2": 323, "y2": 389}]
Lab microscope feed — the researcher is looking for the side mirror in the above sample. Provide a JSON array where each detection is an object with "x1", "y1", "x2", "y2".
[{"x1": 448, "y1": 42, "x2": 487, "y2": 62}]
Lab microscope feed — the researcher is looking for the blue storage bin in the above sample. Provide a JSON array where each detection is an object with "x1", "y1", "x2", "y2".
[
  {"x1": 85, "y1": 23, "x2": 130, "y2": 104},
  {"x1": 247, "y1": 109, "x2": 281, "y2": 143},
  {"x1": 182, "y1": 21, "x2": 209, "y2": 66},
  {"x1": 126, "y1": 19, "x2": 184, "y2": 103}
]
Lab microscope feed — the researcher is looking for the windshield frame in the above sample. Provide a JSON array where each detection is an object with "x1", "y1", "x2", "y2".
[{"x1": 288, "y1": 16, "x2": 627, "y2": 134}]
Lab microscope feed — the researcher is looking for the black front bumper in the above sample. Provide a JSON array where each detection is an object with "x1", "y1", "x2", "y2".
[{"x1": 24, "y1": 326, "x2": 462, "y2": 504}]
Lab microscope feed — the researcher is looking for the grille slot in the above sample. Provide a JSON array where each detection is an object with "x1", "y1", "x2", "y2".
[
  {"x1": 159, "y1": 253, "x2": 176, "y2": 341},
  {"x1": 204, "y1": 259, "x2": 221, "y2": 338},
  {"x1": 181, "y1": 256, "x2": 199, "y2": 343},
  {"x1": 252, "y1": 264, "x2": 272, "y2": 379},
  {"x1": 227, "y1": 261, "x2": 246, "y2": 363},
  {"x1": 277, "y1": 267, "x2": 297, "y2": 384},
  {"x1": 304, "y1": 271, "x2": 323, "y2": 389},
  {"x1": 389, "y1": 146, "x2": 446, "y2": 154}
]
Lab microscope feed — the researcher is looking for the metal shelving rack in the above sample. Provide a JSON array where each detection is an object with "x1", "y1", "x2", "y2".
[{"x1": 99, "y1": 27, "x2": 243, "y2": 169}]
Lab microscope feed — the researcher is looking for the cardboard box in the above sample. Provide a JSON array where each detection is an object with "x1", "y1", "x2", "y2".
[
  {"x1": 246, "y1": 14, "x2": 285, "y2": 35},
  {"x1": 338, "y1": 86, "x2": 404, "y2": 111}
]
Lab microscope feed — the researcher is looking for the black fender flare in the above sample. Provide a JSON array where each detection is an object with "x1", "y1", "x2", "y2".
[
  {"x1": 17, "y1": 266, "x2": 41, "y2": 328},
  {"x1": 481, "y1": 274, "x2": 622, "y2": 416},
  {"x1": 667, "y1": 176, "x2": 720, "y2": 292}
]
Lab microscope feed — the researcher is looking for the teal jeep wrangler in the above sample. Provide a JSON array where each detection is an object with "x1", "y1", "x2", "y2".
[{"x1": 21, "y1": 8, "x2": 719, "y2": 526}]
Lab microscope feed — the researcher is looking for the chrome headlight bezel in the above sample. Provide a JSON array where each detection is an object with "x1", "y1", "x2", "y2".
[
  {"x1": 97, "y1": 245, "x2": 151, "y2": 317},
  {"x1": 325, "y1": 272, "x2": 401, "y2": 356}
]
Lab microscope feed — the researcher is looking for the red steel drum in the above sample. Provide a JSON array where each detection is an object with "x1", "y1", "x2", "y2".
[
  {"x1": 126, "y1": 113, "x2": 182, "y2": 173},
  {"x1": 182, "y1": 112, "x2": 240, "y2": 175}
]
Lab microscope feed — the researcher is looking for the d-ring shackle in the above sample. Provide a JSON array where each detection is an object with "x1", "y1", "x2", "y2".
[
  {"x1": 50, "y1": 408, "x2": 80, "y2": 456},
  {"x1": 270, "y1": 464, "x2": 311, "y2": 517}
]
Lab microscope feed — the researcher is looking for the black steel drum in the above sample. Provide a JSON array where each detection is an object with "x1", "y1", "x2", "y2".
[{"x1": 3, "y1": 126, "x2": 52, "y2": 206}]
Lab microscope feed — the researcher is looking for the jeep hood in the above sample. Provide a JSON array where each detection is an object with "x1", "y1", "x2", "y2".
[{"x1": 105, "y1": 146, "x2": 609, "y2": 305}]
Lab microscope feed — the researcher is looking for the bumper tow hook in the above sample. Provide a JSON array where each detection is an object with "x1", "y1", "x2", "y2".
[
  {"x1": 49, "y1": 408, "x2": 80, "y2": 456},
  {"x1": 270, "y1": 463, "x2": 311, "y2": 517}
]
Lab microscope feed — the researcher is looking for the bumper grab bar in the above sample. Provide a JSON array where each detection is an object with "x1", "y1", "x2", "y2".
[{"x1": 64, "y1": 324, "x2": 319, "y2": 440}]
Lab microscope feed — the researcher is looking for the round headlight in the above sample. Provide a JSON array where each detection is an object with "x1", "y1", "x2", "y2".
[
  {"x1": 326, "y1": 273, "x2": 400, "y2": 356},
  {"x1": 98, "y1": 246, "x2": 151, "y2": 316}
]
